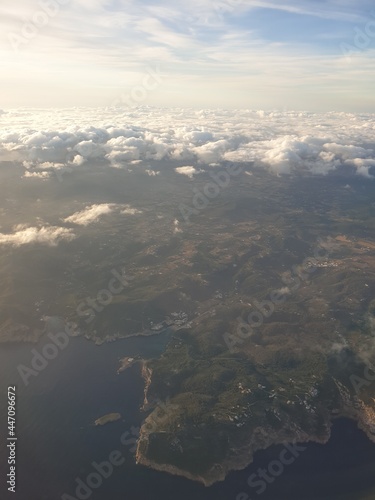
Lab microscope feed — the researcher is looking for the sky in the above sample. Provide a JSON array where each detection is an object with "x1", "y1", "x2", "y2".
[{"x1": 0, "y1": 0, "x2": 375, "y2": 111}]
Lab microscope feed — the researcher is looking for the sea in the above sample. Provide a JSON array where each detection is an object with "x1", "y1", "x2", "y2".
[{"x1": 1, "y1": 326, "x2": 375, "y2": 500}]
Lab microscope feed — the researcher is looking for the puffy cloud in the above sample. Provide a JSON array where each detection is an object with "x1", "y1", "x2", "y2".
[
  {"x1": 35, "y1": 161, "x2": 66, "y2": 170},
  {"x1": 0, "y1": 226, "x2": 75, "y2": 247},
  {"x1": 261, "y1": 137, "x2": 303, "y2": 175},
  {"x1": 145, "y1": 169, "x2": 160, "y2": 176},
  {"x1": 71, "y1": 155, "x2": 86, "y2": 166},
  {"x1": 175, "y1": 166, "x2": 199, "y2": 178},
  {"x1": 121, "y1": 205, "x2": 143, "y2": 215},
  {"x1": 64, "y1": 204, "x2": 115, "y2": 226},
  {"x1": 173, "y1": 219, "x2": 182, "y2": 234},
  {"x1": 0, "y1": 107, "x2": 374, "y2": 181},
  {"x1": 346, "y1": 158, "x2": 375, "y2": 179},
  {"x1": 23, "y1": 171, "x2": 51, "y2": 179},
  {"x1": 192, "y1": 139, "x2": 232, "y2": 164},
  {"x1": 323, "y1": 143, "x2": 371, "y2": 159},
  {"x1": 74, "y1": 140, "x2": 103, "y2": 158}
]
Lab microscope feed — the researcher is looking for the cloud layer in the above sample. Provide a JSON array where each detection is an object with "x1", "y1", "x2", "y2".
[{"x1": 1, "y1": 107, "x2": 374, "y2": 179}]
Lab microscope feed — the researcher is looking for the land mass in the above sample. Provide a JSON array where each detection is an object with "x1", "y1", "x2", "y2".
[{"x1": 0, "y1": 165, "x2": 374, "y2": 486}]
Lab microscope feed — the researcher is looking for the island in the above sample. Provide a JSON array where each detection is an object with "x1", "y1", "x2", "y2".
[
  {"x1": 94, "y1": 413, "x2": 121, "y2": 426},
  {"x1": 117, "y1": 356, "x2": 139, "y2": 374}
]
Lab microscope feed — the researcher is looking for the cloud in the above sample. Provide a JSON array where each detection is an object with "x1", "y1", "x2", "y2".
[
  {"x1": 173, "y1": 218, "x2": 182, "y2": 233},
  {"x1": 71, "y1": 154, "x2": 86, "y2": 166},
  {"x1": 1, "y1": 0, "x2": 374, "y2": 110},
  {"x1": 352, "y1": 159, "x2": 375, "y2": 179},
  {"x1": 74, "y1": 140, "x2": 103, "y2": 158},
  {"x1": 0, "y1": 225, "x2": 75, "y2": 247},
  {"x1": 121, "y1": 205, "x2": 143, "y2": 215},
  {"x1": 64, "y1": 204, "x2": 115, "y2": 226},
  {"x1": 23, "y1": 171, "x2": 51, "y2": 179},
  {"x1": 1, "y1": 107, "x2": 374, "y2": 181},
  {"x1": 23, "y1": 161, "x2": 68, "y2": 177},
  {"x1": 174, "y1": 166, "x2": 199, "y2": 178},
  {"x1": 323, "y1": 143, "x2": 372, "y2": 159},
  {"x1": 235, "y1": 0, "x2": 369, "y2": 22},
  {"x1": 145, "y1": 168, "x2": 160, "y2": 176}
]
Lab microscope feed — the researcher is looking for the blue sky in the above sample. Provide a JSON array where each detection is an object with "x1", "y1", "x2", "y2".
[{"x1": 0, "y1": 0, "x2": 374, "y2": 110}]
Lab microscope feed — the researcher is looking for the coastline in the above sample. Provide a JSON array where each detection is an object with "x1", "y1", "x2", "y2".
[
  {"x1": 135, "y1": 362, "x2": 375, "y2": 487},
  {"x1": 136, "y1": 410, "x2": 375, "y2": 487},
  {"x1": 0, "y1": 322, "x2": 173, "y2": 346}
]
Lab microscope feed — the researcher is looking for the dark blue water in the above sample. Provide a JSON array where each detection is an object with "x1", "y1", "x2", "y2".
[{"x1": 1, "y1": 332, "x2": 375, "y2": 500}]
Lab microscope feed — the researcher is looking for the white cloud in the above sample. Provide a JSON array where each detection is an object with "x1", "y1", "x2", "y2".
[
  {"x1": 74, "y1": 140, "x2": 102, "y2": 158},
  {"x1": 121, "y1": 205, "x2": 143, "y2": 215},
  {"x1": 0, "y1": 226, "x2": 75, "y2": 247},
  {"x1": 23, "y1": 171, "x2": 51, "y2": 179},
  {"x1": 323, "y1": 143, "x2": 371, "y2": 159},
  {"x1": 1, "y1": 0, "x2": 374, "y2": 110},
  {"x1": 145, "y1": 169, "x2": 160, "y2": 176},
  {"x1": 36, "y1": 161, "x2": 66, "y2": 170},
  {"x1": 71, "y1": 154, "x2": 86, "y2": 166},
  {"x1": 64, "y1": 204, "x2": 115, "y2": 226},
  {"x1": 173, "y1": 218, "x2": 182, "y2": 233},
  {"x1": 0, "y1": 107, "x2": 374, "y2": 181},
  {"x1": 352, "y1": 158, "x2": 375, "y2": 179},
  {"x1": 193, "y1": 140, "x2": 232, "y2": 164},
  {"x1": 175, "y1": 166, "x2": 199, "y2": 178}
]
